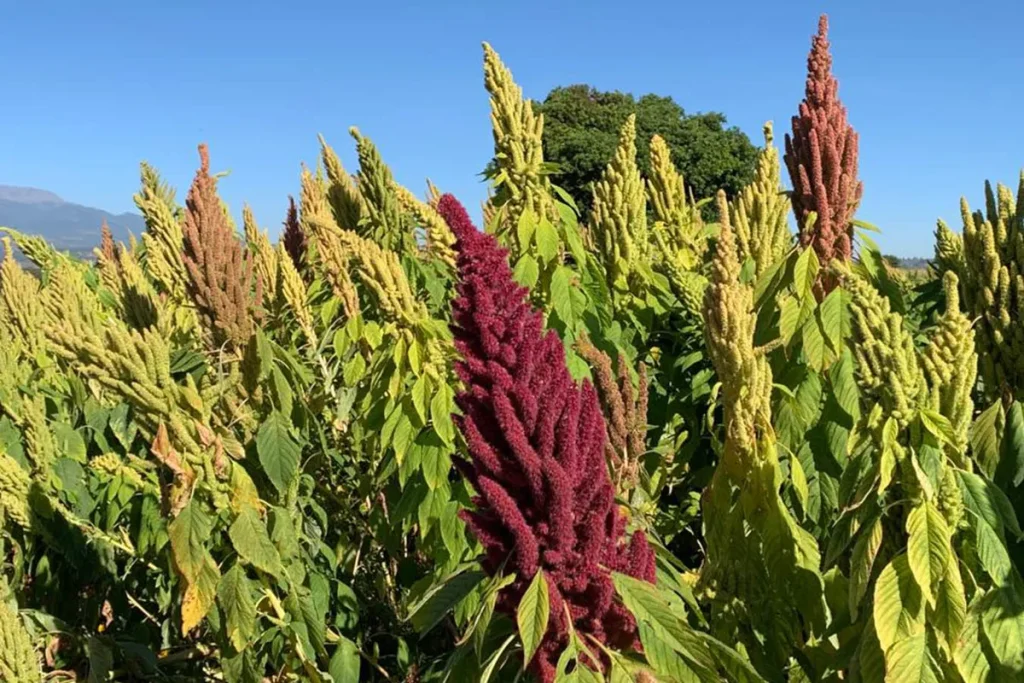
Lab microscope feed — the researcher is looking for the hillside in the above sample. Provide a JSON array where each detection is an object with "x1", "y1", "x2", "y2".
[{"x1": 0, "y1": 184, "x2": 145, "y2": 257}]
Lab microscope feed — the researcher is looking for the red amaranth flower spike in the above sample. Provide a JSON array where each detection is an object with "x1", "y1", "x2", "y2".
[
  {"x1": 281, "y1": 195, "x2": 306, "y2": 273},
  {"x1": 784, "y1": 14, "x2": 863, "y2": 292},
  {"x1": 437, "y1": 194, "x2": 656, "y2": 683}
]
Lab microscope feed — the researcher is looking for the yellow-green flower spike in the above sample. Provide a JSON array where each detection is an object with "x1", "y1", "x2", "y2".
[
  {"x1": 482, "y1": 42, "x2": 555, "y2": 246},
  {"x1": 591, "y1": 114, "x2": 648, "y2": 294},
  {"x1": 731, "y1": 122, "x2": 792, "y2": 278}
]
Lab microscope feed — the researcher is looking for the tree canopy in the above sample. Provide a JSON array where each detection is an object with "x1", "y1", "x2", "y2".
[{"x1": 526, "y1": 85, "x2": 758, "y2": 216}]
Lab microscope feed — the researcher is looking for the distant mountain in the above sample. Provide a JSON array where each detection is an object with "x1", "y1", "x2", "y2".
[{"x1": 0, "y1": 184, "x2": 146, "y2": 256}]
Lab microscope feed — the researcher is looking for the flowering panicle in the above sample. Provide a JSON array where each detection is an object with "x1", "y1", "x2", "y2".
[
  {"x1": 276, "y1": 242, "x2": 316, "y2": 344},
  {"x1": 0, "y1": 238, "x2": 47, "y2": 356},
  {"x1": 483, "y1": 42, "x2": 557, "y2": 245},
  {"x1": 934, "y1": 174, "x2": 1024, "y2": 403},
  {"x1": 134, "y1": 162, "x2": 189, "y2": 298},
  {"x1": 0, "y1": 227, "x2": 65, "y2": 273},
  {"x1": 921, "y1": 272, "x2": 977, "y2": 460},
  {"x1": 393, "y1": 182, "x2": 457, "y2": 268},
  {"x1": 843, "y1": 266, "x2": 925, "y2": 428},
  {"x1": 647, "y1": 135, "x2": 707, "y2": 316},
  {"x1": 647, "y1": 134, "x2": 706, "y2": 263},
  {"x1": 784, "y1": 15, "x2": 862, "y2": 289},
  {"x1": 181, "y1": 144, "x2": 264, "y2": 353},
  {"x1": 99, "y1": 220, "x2": 117, "y2": 262},
  {"x1": 243, "y1": 205, "x2": 278, "y2": 300},
  {"x1": 700, "y1": 192, "x2": 825, "y2": 674},
  {"x1": 438, "y1": 193, "x2": 654, "y2": 682},
  {"x1": 319, "y1": 134, "x2": 363, "y2": 231},
  {"x1": 0, "y1": 453, "x2": 31, "y2": 530},
  {"x1": 300, "y1": 167, "x2": 360, "y2": 319},
  {"x1": 732, "y1": 123, "x2": 792, "y2": 277},
  {"x1": 591, "y1": 114, "x2": 649, "y2": 296},
  {"x1": 575, "y1": 337, "x2": 648, "y2": 494},
  {"x1": 350, "y1": 127, "x2": 411, "y2": 254},
  {"x1": 281, "y1": 195, "x2": 306, "y2": 273},
  {"x1": 0, "y1": 580, "x2": 38, "y2": 682}
]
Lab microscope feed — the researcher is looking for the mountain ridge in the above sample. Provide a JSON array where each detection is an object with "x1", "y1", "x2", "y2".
[{"x1": 0, "y1": 184, "x2": 145, "y2": 254}]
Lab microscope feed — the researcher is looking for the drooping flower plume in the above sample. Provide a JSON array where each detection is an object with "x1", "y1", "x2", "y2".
[
  {"x1": 437, "y1": 193, "x2": 655, "y2": 683},
  {"x1": 784, "y1": 14, "x2": 862, "y2": 289}
]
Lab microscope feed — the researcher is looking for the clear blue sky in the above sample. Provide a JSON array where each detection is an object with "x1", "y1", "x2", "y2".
[{"x1": 2, "y1": 0, "x2": 1023, "y2": 257}]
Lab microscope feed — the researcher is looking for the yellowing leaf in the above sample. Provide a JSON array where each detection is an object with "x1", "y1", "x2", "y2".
[{"x1": 181, "y1": 556, "x2": 219, "y2": 635}]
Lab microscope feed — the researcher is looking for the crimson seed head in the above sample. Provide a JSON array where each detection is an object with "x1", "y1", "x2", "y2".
[{"x1": 438, "y1": 194, "x2": 655, "y2": 683}]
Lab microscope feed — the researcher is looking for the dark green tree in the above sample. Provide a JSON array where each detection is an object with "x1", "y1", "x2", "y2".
[{"x1": 519, "y1": 85, "x2": 758, "y2": 216}]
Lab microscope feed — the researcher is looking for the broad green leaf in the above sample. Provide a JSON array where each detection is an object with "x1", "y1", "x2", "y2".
[
  {"x1": 906, "y1": 502, "x2": 952, "y2": 605},
  {"x1": 790, "y1": 453, "x2": 810, "y2": 515},
  {"x1": 932, "y1": 550, "x2": 967, "y2": 651},
  {"x1": 169, "y1": 501, "x2": 213, "y2": 584},
  {"x1": 257, "y1": 411, "x2": 301, "y2": 496},
  {"x1": 550, "y1": 265, "x2": 574, "y2": 326},
  {"x1": 535, "y1": 217, "x2": 560, "y2": 264},
  {"x1": 408, "y1": 338, "x2": 423, "y2": 375},
  {"x1": 342, "y1": 353, "x2": 367, "y2": 386},
  {"x1": 849, "y1": 516, "x2": 883, "y2": 620},
  {"x1": 878, "y1": 444, "x2": 896, "y2": 496},
  {"x1": 328, "y1": 636, "x2": 361, "y2": 683},
  {"x1": 973, "y1": 515, "x2": 1012, "y2": 583},
  {"x1": 970, "y1": 400, "x2": 1004, "y2": 477},
  {"x1": 517, "y1": 209, "x2": 537, "y2": 250},
  {"x1": 407, "y1": 568, "x2": 486, "y2": 634},
  {"x1": 612, "y1": 573, "x2": 717, "y2": 676},
  {"x1": 285, "y1": 587, "x2": 327, "y2": 660},
  {"x1": 919, "y1": 409, "x2": 957, "y2": 447},
  {"x1": 958, "y1": 469, "x2": 1004, "y2": 533},
  {"x1": 998, "y1": 400, "x2": 1024, "y2": 488},
  {"x1": 53, "y1": 422, "x2": 86, "y2": 463},
  {"x1": 794, "y1": 247, "x2": 820, "y2": 302},
  {"x1": 638, "y1": 623, "x2": 702, "y2": 683},
  {"x1": 802, "y1": 312, "x2": 827, "y2": 372},
  {"x1": 512, "y1": 254, "x2": 540, "y2": 288},
  {"x1": 411, "y1": 374, "x2": 429, "y2": 424},
  {"x1": 819, "y1": 286, "x2": 846, "y2": 351},
  {"x1": 831, "y1": 349, "x2": 860, "y2": 421},
  {"x1": 517, "y1": 571, "x2": 550, "y2": 667},
  {"x1": 980, "y1": 589, "x2": 1024, "y2": 670},
  {"x1": 954, "y1": 603, "x2": 992, "y2": 683},
  {"x1": 884, "y1": 632, "x2": 941, "y2": 683},
  {"x1": 363, "y1": 321, "x2": 384, "y2": 349},
  {"x1": 430, "y1": 383, "x2": 456, "y2": 446},
  {"x1": 218, "y1": 564, "x2": 257, "y2": 651},
  {"x1": 86, "y1": 636, "x2": 114, "y2": 683},
  {"x1": 700, "y1": 633, "x2": 769, "y2": 683},
  {"x1": 440, "y1": 503, "x2": 466, "y2": 559},
  {"x1": 778, "y1": 294, "x2": 802, "y2": 346},
  {"x1": 873, "y1": 555, "x2": 924, "y2": 653},
  {"x1": 480, "y1": 634, "x2": 516, "y2": 683},
  {"x1": 229, "y1": 507, "x2": 286, "y2": 580}
]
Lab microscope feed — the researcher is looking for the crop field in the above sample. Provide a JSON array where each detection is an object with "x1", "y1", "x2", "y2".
[{"x1": 0, "y1": 12, "x2": 1021, "y2": 683}]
